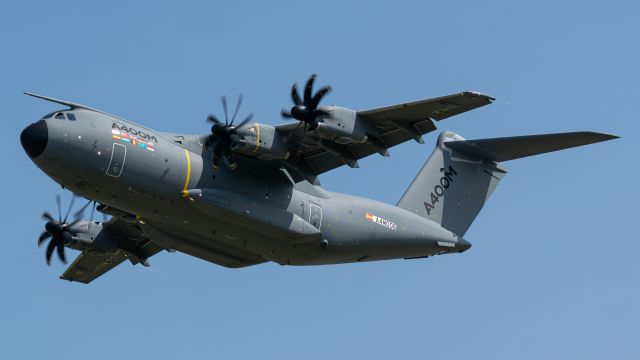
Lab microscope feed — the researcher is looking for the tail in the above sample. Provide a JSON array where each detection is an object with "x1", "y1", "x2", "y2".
[{"x1": 397, "y1": 131, "x2": 617, "y2": 236}]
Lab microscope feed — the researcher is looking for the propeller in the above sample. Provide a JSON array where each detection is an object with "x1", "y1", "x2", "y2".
[
  {"x1": 205, "y1": 95, "x2": 253, "y2": 169},
  {"x1": 38, "y1": 194, "x2": 91, "y2": 265},
  {"x1": 281, "y1": 74, "x2": 332, "y2": 130}
]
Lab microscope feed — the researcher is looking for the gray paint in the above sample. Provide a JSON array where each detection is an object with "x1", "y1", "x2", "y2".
[{"x1": 20, "y1": 93, "x2": 617, "y2": 283}]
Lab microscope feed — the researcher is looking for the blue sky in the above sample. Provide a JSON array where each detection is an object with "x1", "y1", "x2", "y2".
[{"x1": 1, "y1": 1, "x2": 637, "y2": 359}]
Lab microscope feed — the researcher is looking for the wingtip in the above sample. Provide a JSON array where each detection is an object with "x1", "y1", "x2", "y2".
[
  {"x1": 586, "y1": 132, "x2": 620, "y2": 141},
  {"x1": 465, "y1": 91, "x2": 496, "y2": 102}
]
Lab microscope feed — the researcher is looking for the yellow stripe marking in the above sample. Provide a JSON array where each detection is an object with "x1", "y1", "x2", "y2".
[
  {"x1": 252, "y1": 123, "x2": 261, "y2": 154},
  {"x1": 181, "y1": 149, "x2": 191, "y2": 198}
]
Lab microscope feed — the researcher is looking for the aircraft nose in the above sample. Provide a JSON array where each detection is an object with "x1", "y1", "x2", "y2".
[{"x1": 20, "y1": 120, "x2": 48, "y2": 158}]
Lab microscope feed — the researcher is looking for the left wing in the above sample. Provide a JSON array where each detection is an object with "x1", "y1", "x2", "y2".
[
  {"x1": 60, "y1": 218, "x2": 163, "y2": 284},
  {"x1": 275, "y1": 91, "x2": 494, "y2": 180}
]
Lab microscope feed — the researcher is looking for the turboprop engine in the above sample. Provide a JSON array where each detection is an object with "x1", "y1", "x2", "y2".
[
  {"x1": 232, "y1": 123, "x2": 291, "y2": 161},
  {"x1": 314, "y1": 106, "x2": 372, "y2": 144}
]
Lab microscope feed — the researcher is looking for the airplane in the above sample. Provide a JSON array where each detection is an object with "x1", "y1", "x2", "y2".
[{"x1": 20, "y1": 75, "x2": 617, "y2": 284}]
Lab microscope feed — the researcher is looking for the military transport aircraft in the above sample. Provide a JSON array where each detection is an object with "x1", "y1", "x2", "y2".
[{"x1": 20, "y1": 75, "x2": 617, "y2": 283}]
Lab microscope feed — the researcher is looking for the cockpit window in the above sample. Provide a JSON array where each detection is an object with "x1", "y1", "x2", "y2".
[
  {"x1": 66, "y1": 113, "x2": 76, "y2": 120},
  {"x1": 54, "y1": 113, "x2": 64, "y2": 120}
]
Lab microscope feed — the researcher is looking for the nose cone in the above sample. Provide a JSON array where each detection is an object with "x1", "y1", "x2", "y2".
[{"x1": 20, "y1": 120, "x2": 48, "y2": 158}]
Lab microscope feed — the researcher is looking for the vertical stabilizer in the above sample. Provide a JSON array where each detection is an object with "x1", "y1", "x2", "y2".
[
  {"x1": 398, "y1": 130, "x2": 617, "y2": 236},
  {"x1": 397, "y1": 131, "x2": 505, "y2": 236}
]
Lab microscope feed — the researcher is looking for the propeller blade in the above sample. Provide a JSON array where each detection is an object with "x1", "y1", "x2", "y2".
[
  {"x1": 229, "y1": 95, "x2": 243, "y2": 126},
  {"x1": 235, "y1": 113, "x2": 253, "y2": 129},
  {"x1": 311, "y1": 85, "x2": 332, "y2": 108},
  {"x1": 229, "y1": 134, "x2": 241, "y2": 146},
  {"x1": 57, "y1": 235, "x2": 67, "y2": 264},
  {"x1": 55, "y1": 194, "x2": 61, "y2": 221},
  {"x1": 281, "y1": 109, "x2": 293, "y2": 118},
  {"x1": 221, "y1": 96, "x2": 229, "y2": 125},
  {"x1": 221, "y1": 143, "x2": 238, "y2": 169},
  {"x1": 45, "y1": 238, "x2": 56, "y2": 265},
  {"x1": 312, "y1": 108, "x2": 330, "y2": 118},
  {"x1": 206, "y1": 114, "x2": 222, "y2": 124},
  {"x1": 73, "y1": 199, "x2": 92, "y2": 220},
  {"x1": 303, "y1": 74, "x2": 317, "y2": 105},
  {"x1": 222, "y1": 154, "x2": 234, "y2": 169},
  {"x1": 204, "y1": 94, "x2": 255, "y2": 170},
  {"x1": 90, "y1": 201, "x2": 96, "y2": 222},
  {"x1": 291, "y1": 84, "x2": 302, "y2": 105},
  {"x1": 38, "y1": 231, "x2": 52, "y2": 246},
  {"x1": 223, "y1": 140, "x2": 232, "y2": 157},
  {"x1": 204, "y1": 134, "x2": 215, "y2": 148},
  {"x1": 63, "y1": 194, "x2": 76, "y2": 223},
  {"x1": 42, "y1": 211, "x2": 55, "y2": 222},
  {"x1": 212, "y1": 141, "x2": 225, "y2": 168}
]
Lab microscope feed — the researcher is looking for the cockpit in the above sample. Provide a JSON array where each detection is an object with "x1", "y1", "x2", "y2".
[{"x1": 42, "y1": 111, "x2": 76, "y2": 121}]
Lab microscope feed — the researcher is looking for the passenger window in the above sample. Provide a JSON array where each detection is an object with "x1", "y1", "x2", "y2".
[{"x1": 66, "y1": 113, "x2": 76, "y2": 121}]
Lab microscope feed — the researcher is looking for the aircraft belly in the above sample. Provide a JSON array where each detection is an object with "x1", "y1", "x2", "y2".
[
  {"x1": 140, "y1": 220, "x2": 265, "y2": 268},
  {"x1": 289, "y1": 193, "x2": 460, "y2": 265},
  {"x1": 137, "y1": 206, "x2": 325, "y2": 267}
]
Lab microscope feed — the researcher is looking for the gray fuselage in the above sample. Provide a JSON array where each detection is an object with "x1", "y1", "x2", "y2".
[{"x1": 21, "y1": 108, "x2": 469, "y2": 268}]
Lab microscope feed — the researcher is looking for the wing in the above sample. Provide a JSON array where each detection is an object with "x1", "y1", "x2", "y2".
[
  {"x1": 60, "y1": 218, "x2": 164, "y2": 284},
  {"x1": 357, "y1": 91, "x2": 494, "y2": 123},
  {"x1": 60, "y1": 251, "x2": 128, "y2": 284},
  {"x1": 277, "y1": 91, "x2": 494, "y2": 180}
]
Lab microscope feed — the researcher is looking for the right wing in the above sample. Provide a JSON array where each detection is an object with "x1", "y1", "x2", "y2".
[
  {"x1": 60, "y1": 218, "x2": 164, "y2": 284},
  {"x1": 275, "y1": 91, "x2": 494, "y2": 180},
  {"x1": 357, "y1": 91, "x2": 494, "y2": 123}
]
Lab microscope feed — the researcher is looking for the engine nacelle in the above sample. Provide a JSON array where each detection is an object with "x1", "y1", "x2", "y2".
[
  {"x1": 233, "y1": 123, "x2": 291, "y2": 161},
  {"x1": 315, "y1": 106, "x2": 373, "y2": 144},
  {"x1": 66, "y1": 218, "x2": 156, "y2": 266},
  {"x1": 66, "y1": 221, "x2": 120, "y2": 254}
]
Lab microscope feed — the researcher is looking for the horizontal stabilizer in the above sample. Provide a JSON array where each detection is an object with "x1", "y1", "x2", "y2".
[{"x1": 444, "y1": 132, "x2": 618, "y2": 162}]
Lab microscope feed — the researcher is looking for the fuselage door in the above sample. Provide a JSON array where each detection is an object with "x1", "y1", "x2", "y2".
[
  {"x1": 308, "y1": 202, "x2": 323, "y2": 230},
  {"x1": 106, "y1": 143, "x2": 126, "y2": 177}
]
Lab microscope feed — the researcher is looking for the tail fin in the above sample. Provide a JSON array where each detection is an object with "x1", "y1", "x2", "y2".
[{"x1": 397, "y1": 131, "x2": 617, "y2": 236}]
